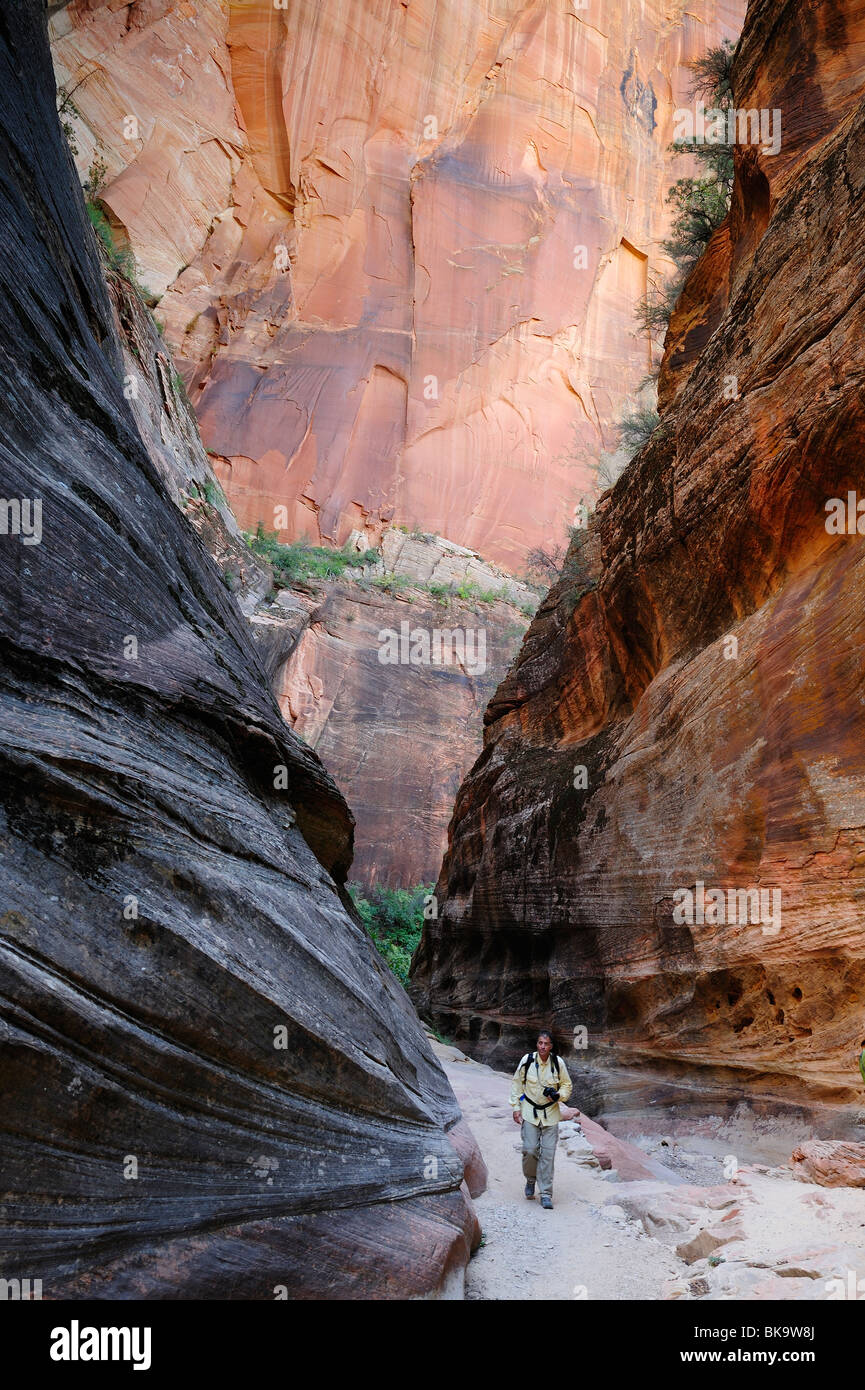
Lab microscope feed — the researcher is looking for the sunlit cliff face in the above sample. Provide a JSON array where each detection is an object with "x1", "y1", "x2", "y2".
[{"x1": 51, "y1": 0, "x2": 744, "y2": 572}]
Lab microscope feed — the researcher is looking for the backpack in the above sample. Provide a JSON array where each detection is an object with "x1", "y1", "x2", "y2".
[{"x1": 520, "y1": 1050, "x2": 560, "y2": 1086}]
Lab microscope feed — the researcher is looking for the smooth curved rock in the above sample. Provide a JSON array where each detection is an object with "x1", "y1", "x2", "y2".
[{"x1": 0, "y1": 0, "x2": 479, "y2": 1300}]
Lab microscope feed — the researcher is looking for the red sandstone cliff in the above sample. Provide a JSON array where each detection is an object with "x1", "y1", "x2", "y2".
[
  {"x1": 48, "y1": 0, "x2": 744, "y2": 889},
  {"x1": 261, "y1": 533, "x2": 534, "y2": 886},
  {"x1": 51, "y1": 0, "x2": 743, "y2": 572},
  {"x1": 411, "y1": 0, "x2": 865, "y2": 1123}
]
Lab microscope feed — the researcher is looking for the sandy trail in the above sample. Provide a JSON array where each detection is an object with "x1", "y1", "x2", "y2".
[
  {"x1": 432, "y1": 1040, "x2": 865, "y2": 1302},
  {"x1": 434, "y1": 1040, "x2": 687, "y2": 1300}
]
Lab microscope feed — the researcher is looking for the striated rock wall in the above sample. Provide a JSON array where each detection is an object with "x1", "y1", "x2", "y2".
[
  {"x1": 411, "y1": 0, "x2": 865, "y2": 1123},
  {"x1": 51, "y1": 0, "x2": 743, "y2": 572},
  {"x1": 95, "y1": 188, "x2": 534, "y2": 889},
  {"x1": 258, "y1": 533, "x2": 533, "y2": 886},
  {"x1": 0, "y1": 0, "x2": 483, "y2": 1299}
]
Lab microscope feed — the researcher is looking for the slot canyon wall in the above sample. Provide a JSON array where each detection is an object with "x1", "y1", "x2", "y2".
[
  {"x1": 48, "y1": 0, "x2": 744, "y2": 888},
  {"x1": 0, "y1": 0, "x2": 485, "y2": 1300},
  {"x1": 411, "y1": 0, "x2": 865, "y2": 1126},
  {"x1": 50, "y1": 0, "x2": 743, "y2": 574},
  {"x1": 258, "y1": 534, "x2": 535, "y2": 887}
]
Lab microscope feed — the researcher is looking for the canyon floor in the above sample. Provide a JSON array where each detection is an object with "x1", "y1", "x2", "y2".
[{"x1": 430, "y1": 1041, "x2": 865, "y2": 1301}]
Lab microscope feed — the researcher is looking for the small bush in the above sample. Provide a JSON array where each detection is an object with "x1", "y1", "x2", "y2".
[
  {"x1": 635, "y1": 278, "x2": 684, "y2": 336},
  {"x1": 57, "y1": 86, "x2": 83, "y2": 157},
  {"x1": 348, "y1": 882, "x2": 432, "y2": 985},
  {"x1": 87, "y1": 201, "x2": 152, "y2": 302},
  {"x1": 595, "y1": 449, "x2": 630, "y2": 491},
  {"x1": 369, "y1": 572, "x2": 412, "y2": 594},
  {"x1": 617, "y1": 404, "x2": 662, "y2": 458},
  {"x1": 526, "y1": 543, "x2": 567, "y2": 585},
  {"x1": 635, "y1": 40, "x2": 737, "y2": 340},
  {"x1": 173, "y1": 368, "x2": 192, "y2": 409},
  {"x1": 662, "y1": 175, "x2": 732, "y2": 273},
  {"x1": 83, "y1": 156, "x2": 108, "y2": 199}
]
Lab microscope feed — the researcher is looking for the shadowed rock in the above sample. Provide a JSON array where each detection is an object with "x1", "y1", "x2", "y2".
[{"x1": 0, "y1": 0, "x2": 481, "y2": 1300}]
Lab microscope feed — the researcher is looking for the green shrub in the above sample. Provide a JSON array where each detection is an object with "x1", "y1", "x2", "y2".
[
  {"x1": 84, "y1": 156, "x2": 108, "y2": 199},
  {"x1": 617, "y1": 404, "x2": 662, "y2": 458},
  {"x1": 662, "y1": 175, "x2": 732, "y2": 273},
  {"x1": 636, "y1": 40, "x2": 737, "y2": 339},
  {"x1": 526, "y1": 543, "x2": 567, "y2": 586},
  {"x1": 369, "y1": 572, "x2": 412, "y2": 594},
  {"x1": 57, "y1": 86, "x2": 81, "y2": 158},
  {"x1": 635, "y1": 278, "x2": 684, "y2": 336},
  {"x1": 86, "y1": 201, "x2": 115, "y2": 256},
  {"x1": 454, "y1": 580, "x2": 474, "y2": 602},
  {"x1": 245, "y1": 525, "x2": 377, "y2": 589},
  {"x1": 86, "y1": 201, "x2": 153, "y2": 304},
  {"x1": 348, "y1": 883, "x2": 433, "y2": 985}
]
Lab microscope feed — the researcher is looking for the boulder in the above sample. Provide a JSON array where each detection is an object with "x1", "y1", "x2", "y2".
[{"x1": 791, "y1": 1141, "x2": 865, "y2": 1188}]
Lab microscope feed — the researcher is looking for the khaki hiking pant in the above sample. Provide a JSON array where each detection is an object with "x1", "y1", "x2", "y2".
[{"x1": 521, "y1": 1119, "x2": 558, "y2": 1197}]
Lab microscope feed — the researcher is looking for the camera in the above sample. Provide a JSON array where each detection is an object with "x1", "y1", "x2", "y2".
[{"x1": 542, "y1": 1086, "x2": 559, "y2": 1100}]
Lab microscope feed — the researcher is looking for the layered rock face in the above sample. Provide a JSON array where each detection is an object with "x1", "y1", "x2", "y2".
[
  {"x1": 51, "y1": 0, "x2": 743, "y2": 572},
  {"x1": 260, "y1": 533, "x2": 533, "y2": 886},
  {"x1": 0, "y1": 0, "x2": 482, "y2": 1299},
  {"x1": 412, "y1": 0, "x2": 865, "y2": 1121}
]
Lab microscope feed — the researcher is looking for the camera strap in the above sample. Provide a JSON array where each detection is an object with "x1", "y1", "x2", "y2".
[{"x1": 519, "y1": 1092, "x2": 555, "y2": 1121}]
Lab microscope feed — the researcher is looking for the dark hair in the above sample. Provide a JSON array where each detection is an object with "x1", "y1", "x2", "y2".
[{"x1": 522, "y1": 1031, "x2": 560, "y2": 1083}]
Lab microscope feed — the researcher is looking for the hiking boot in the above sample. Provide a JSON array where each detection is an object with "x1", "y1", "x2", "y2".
[
  {"x1": 540, "y1": 1195, "x2": 553, "y2": 1210},
  {"x1": 524, "y1": 1180, "x2": 536, "y2": 1199}
]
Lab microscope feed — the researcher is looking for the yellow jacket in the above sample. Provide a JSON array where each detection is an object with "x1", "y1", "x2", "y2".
[{"x1": 509, "y1": 1051, "x2": 572, "y2": 1127}]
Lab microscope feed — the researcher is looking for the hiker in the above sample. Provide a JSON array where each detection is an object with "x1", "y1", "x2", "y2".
[{"x1": 510, "y1": 1030, "x2": 573, "y2": 1210}]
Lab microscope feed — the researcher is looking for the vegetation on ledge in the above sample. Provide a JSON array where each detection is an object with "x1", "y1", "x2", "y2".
[{"x1": 348, "y1": 882, "x2": 432, "y2": 985}]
